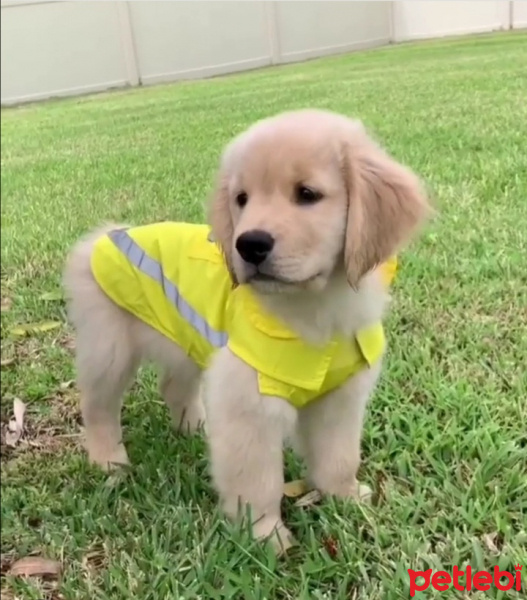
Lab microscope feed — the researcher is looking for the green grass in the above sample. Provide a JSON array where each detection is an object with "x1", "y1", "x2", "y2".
[{"x1": 1, "y1": 31, "x2": 526, "y2": 599}]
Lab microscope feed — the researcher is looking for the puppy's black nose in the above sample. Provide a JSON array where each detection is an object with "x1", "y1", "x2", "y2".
[{"x1": 235, "y1": 230, "x2": 275, "y2": 266}]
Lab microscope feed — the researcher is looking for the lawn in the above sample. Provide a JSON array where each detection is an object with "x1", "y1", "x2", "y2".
[{"x1": 1, "y1": 31, "x2": 526, "y2": 599}]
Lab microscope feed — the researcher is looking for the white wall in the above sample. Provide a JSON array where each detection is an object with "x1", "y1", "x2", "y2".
[
  {"x1": 126, "y1": 1, "x2": 392, "y2": 83},
  {"x1": 0, "y1": 1, "x2": 135, "y2": 104},
  {"x1": 129, "y1": 1, "x2": 272, "y2": 84},
  {"x1": 392, "y1": 1, "x2": 510, "y2": 42},
  {"x1": 1, "y1": 1, "x2": 525, "y2": 106},
  {"x1": 272, "y1": 1, "x2": 391, "y2": 63},
  {"x1": 512, "y1": 0, "x2": 527, "y2": 29},
  {"x1": 1, "y1": 0, "x2": 392, "y2": 105}
]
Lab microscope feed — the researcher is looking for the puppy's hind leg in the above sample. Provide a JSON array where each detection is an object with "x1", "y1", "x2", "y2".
[
  {"x1": 76, "y1": 330, "x2": 138, "y2": 470},
  {"x1": 159, "y1": 357, "x2": 205, "y2": 434},
  {"x1": 136, "y1": 328, "x2": 205, "y2": 433},
  {"x1": 64, "y1": 224, "x2": 138, "y2": 471}
]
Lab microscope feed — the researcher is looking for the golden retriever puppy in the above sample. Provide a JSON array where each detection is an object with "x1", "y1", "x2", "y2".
[{"x1": 63, "y1": 109, "x2": 430, "y2": 553}]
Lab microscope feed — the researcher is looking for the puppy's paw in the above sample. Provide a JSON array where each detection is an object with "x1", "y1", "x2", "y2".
[
  {"x1": 171, "y1": 401, "x2": 206, "y2": 434},
  {"x1": 308, "y1": 476, "x2": 372, "y2": 504},
  {"x1": 253, "y1": 518, "x2": 297, "y2": 556},
  {"x1": 87, "y1": 442, "x2": 130, "y2": 472}
]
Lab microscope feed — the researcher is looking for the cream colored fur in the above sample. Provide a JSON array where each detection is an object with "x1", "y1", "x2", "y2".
[{"x1": 63, "y1": 109, "x2": 430, "y2": 554}]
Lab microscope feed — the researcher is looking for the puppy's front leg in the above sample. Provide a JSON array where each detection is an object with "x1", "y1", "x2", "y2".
[
  {"x1": 204, "y1": 348, "x2": 296, "y2": 554},
  {"x1": 297, "y1": 361, "x2": 382, "y2": 501}
]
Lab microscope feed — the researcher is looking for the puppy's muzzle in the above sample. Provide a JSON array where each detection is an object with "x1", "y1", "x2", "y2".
[{"x1": 235, "y1": 230, "x2": 275, "y2": 266}]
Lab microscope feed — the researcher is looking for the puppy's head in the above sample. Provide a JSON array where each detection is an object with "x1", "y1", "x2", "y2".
[{"x1": 209, "y1": 109, "x2": 431, "y2": 294}]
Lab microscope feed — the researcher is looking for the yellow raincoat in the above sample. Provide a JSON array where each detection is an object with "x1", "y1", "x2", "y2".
[{"x1": 91, "y1": 222, "x2": 397, "y2": 408}]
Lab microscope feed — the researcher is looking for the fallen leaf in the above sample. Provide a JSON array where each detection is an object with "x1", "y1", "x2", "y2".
[
  {"x1": 357, "y1": 484, "x2": 373, "y2": 504},
  {"x1": 322, "y1": 535, "x2": 339, "y2": 558},
  {"x1": 10, "y1": 321, "x2": 61, "y2": 337},
  {"x1": 82, "y1": 545, "x2": 106, "y2": 574},
  {"x1": 1, "y1": 297, "x2": 12, "y2": 312},
  {"x1": 283, "y1": 479, "x2": 308, "y2": 498},
  {"x1": 9, "y1": 556, "x2": 61, "y2": 579},
  {"x1": 1, "y1": 357, "x2": 16, "y2": 367},
  {"x1": 482, "y1": 532, "x2": 500, "y2": 555},
  {"x1": 5, "y1": 398, "x2": 26, "y2": 447},
  {"x1": 1, "y1": 553, "x2": 14, "y2": 575},
  {"x1": 294, "y1": 489, "x2": 323, "y2": 508},
  {"x1": 373, "y1": 472, "x2": 387, "y2": 506},
  {"x1": 58, "y1": 336, "x2": 76, "y2": 356},
  {"x1": 59, "y1": 380, "x2": 75, "y2": 391},
  {"x1": 10, "y1": 327, "x2": 27, "y2": 337},
  {"x1": 29, "y1": 321, "x2": 61, "y2": 333},
  {"x1": 40, "y1": 291, "x2": 63, "y2": 302}
]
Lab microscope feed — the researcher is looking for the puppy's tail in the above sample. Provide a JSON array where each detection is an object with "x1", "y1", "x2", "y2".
[{"x1": 62, "y1": 223, "x2": 129, "y2": 323}]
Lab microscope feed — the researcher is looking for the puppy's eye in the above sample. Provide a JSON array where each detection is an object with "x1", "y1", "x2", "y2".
[
  {"x1": 296, "y1": 185, "x2": 323, "y2": 205},
  {"x1": 236, "y1": 191, "x2": 248, "y2": 208}
]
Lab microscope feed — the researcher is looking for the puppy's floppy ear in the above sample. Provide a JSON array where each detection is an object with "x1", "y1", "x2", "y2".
[
  {"x1": 343, "y1": 134, "x2": 432, "y2": 288},
  {"x1": 208, "y1": 169, "x2": 238, "y2": 286}
]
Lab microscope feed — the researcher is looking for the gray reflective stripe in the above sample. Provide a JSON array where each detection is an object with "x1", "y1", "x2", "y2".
[{"x1": 108, "y1": 228, "x2": 228, "y2": 348}]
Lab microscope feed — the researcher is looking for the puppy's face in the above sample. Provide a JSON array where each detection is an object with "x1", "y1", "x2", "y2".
[
  {"x1": 226, "y1": 127, "x2": 348, "y2": 294},
  {"x1": 210, "y1": 110, "x2": 431, "y2": 295}
]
